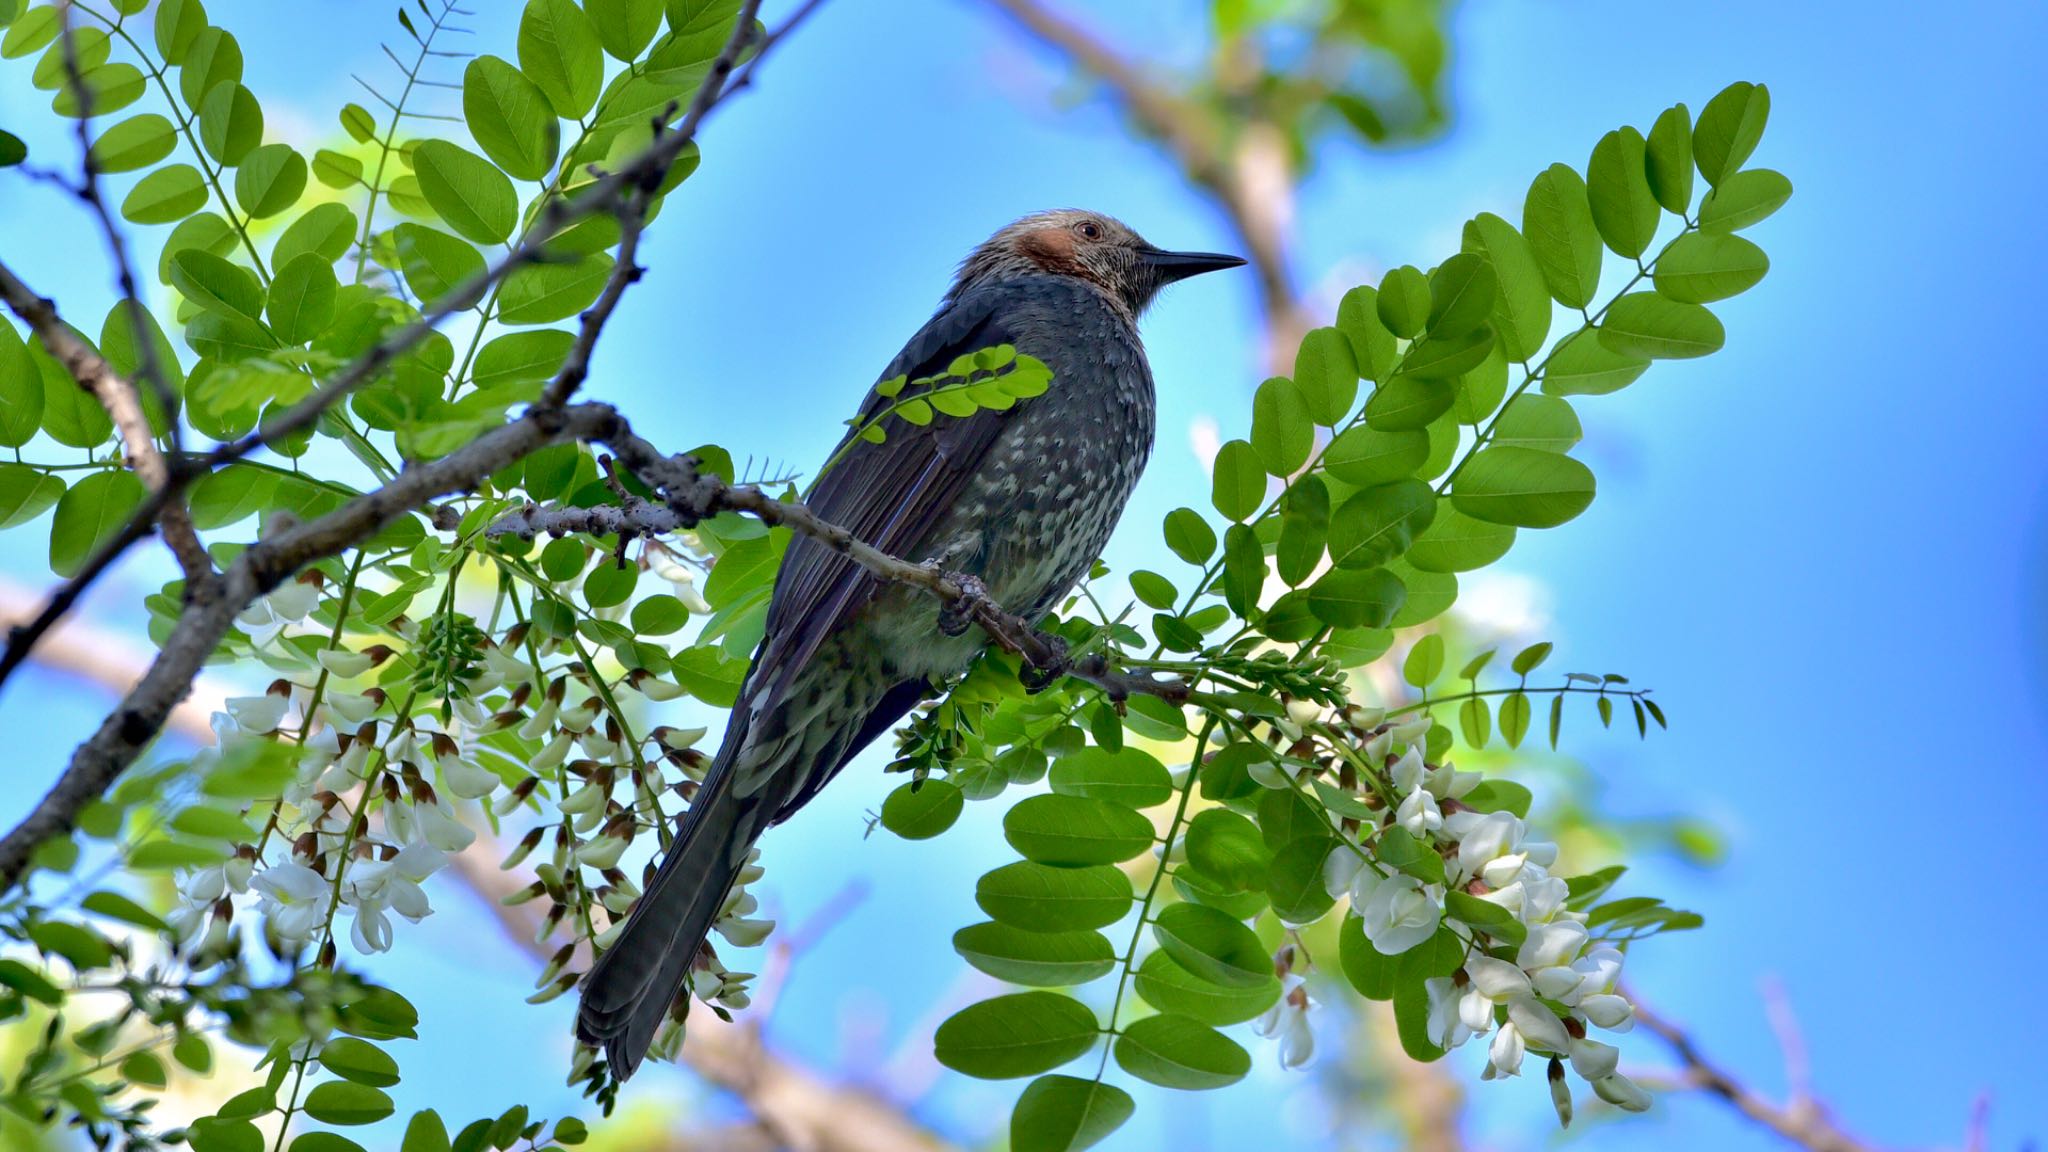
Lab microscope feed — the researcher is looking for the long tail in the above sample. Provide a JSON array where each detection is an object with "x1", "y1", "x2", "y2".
[{"x1": 574, "y1": 758, "x2": 760, "y2": 1080}]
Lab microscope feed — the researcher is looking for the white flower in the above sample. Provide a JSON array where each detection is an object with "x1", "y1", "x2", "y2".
[
  {"x1": 226, "y1": 695, "x2": 289, "y2": 734},
  {"x1": 1507, "y1": 997, "x2": 1571, "y2": 1054},
  {"x1": 179, "y1": 856, "x2": 254, "y2": 905},
  {"x1": 1396, "y1": 787, "x2": 1443, "y2": 837},
  {"x1": 342, "y1": 840, "x2": 445, "y2": 954},
  {"x1": 1570, "y1": 1036, "x2": 1620, "y2": 1081},
  {"x1": 1579, "y1": 993, "x2": 1635, "y2": 1032},
  {"x1": 1390, "y1": 745, "x2": 1427, "y2": 795},
  {"x1": 576, "y1": 835, "x2": 628, "y2": 869},
  {"x1": 1519, "y1": 919, "x2": 1590, "y2": 974},
  {"x1": 1253, "y1": 978, "x2": 1315, "y2": 1068},
  {"x1": 1488, "y1": 1019, "x2": 1526, "y2": 1077},
  {"x1": 713, "y1": 916, "x2": 775, "y2": 948},
  {"x1": 1360, "y1": 873, "x2": 1440, "y2": 955},
  {"x1": 253, "y1": 862, "x2": 332, "y2": 945},
  {"x1": 317, "y1": 648, "x2": 373, "y2": 679},
  {"x1": 1569, "y1": 946, "x2": 1625, "y2": 1002},
  {"x1": 1324, "y1": 845, "x2": 1364, "y2": 900},
  {"x1": 267, "y1": 580, "x2": 318, "y2": 621},
  {"x1": 1285, "y1": 699, "x2": 1323, "y2": 727},
  {"x1": 1388, "y1": 716, "x2": 1431, "y2": 745},
  {"x1": 1424, "y1": 761, "x2": 1481, "y2": 800},
  {"x1": 438, "y1": 753, "x2": 500, "y2": 800},
  {"x1": 1425, "y1": 975, "x2": 1488, "y2": 1050},
  {"x1": 1592, "y1": 1072, "x2": 1652, "y2": 1112},
  {"x1": 324, "y1": 691, "x2": 379, "y2": 726},
  {"x1": 1466, "y1": 955, "x2": 1532, "y2": 1001}
]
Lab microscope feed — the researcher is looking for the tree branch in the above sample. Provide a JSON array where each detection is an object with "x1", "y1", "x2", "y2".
[
  {"x1": 1633, "y1": 998, "x2": 1883, "y2": 1152},
  {"x1": 977, "y1": 0, "x2": 1309, "y2": 358},
  {"x1": 485, "y1": 460, "x2": 1189, "y2": 707}
]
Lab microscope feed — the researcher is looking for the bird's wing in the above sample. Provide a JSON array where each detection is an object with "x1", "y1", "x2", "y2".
[{"x1": 739, "y1": 280, "x2": 1044, "y2": 743}]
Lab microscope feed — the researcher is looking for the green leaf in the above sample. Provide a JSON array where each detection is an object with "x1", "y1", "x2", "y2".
[
  {"x1": 1011, "y1": 1075, "x2": 1132, "y2": 1152},
  {"x1": 395, "y1": 223, "x2": 486, "y2": 309},
  {"x1": 1251, "y1": 376, "x2": 1314, "y2": 475},
  {"x1": 1404, "y1": 633, "x2": 1444, "y2": 688},
  {"x1": 274, "y1": 203, "x2": 359, "y2": 268},
  {"x1": 89, "y1": 113, "x2": 176, "y2": 173},
  {"x1": 1151, "y1": 902, "x2": 1267, "y2": 988},
  {"x1": 464, "y1": 56, "x2": 559, "y2": 181},
  {"x1": 1306, "y1": 566, "x2": 1405, "y2": 629},
  {"x1": 1338, "y1": 912, "x2": 1395, "y2": 1000},
  {"x1": 1162, "y1": 507, "x2": 1215, "y2": 565},
  {"x1": 1374, "y1": 826, "x2": 1444, "y2": 884},
  {"x1": 952, "y1": 922, "x2": 1116, "y2": 987},
  {"x1": 1291, "y1": 327, "x2": 1359, "y2": 425},
  {"x1": 879, "y1": 778, "x2": 962, "y2": 840},
  {"x1": 153, "y1": 0, "x2": 207, "y2": 63},
  {"x1": 301, "y1": 1082, "x2": 394, "y2": 1126},
  {"x1": 401, "y1": 1111, "x2": 452, "y2": 1152},
  {"x1": 1324, "y1": 424, "x2": 1425, "y2": 488},
  {"x1": 1129, "y1": 569, "x2": 1177, "y2": 610},
  {"x1": 311, "y1": 148, "x2": 363, "y2": 189},
  {"x1": 1336, "y1": 284, "x2": 1398, "y2": 381},
  {"x1": 2, "y1": 5, "x2": 59, "y2": 58},
  {"x1": 1694, "y1": 81, "x2": 1770, "y2": 185},
  {"x1": 0, "y1": 326, "x2": 46, "y2": 447},
  {"x1": 188, "y1": 1119, "x2": 264, "y2": 1152},
  {"x1": 122, "y1": 163, "x2": 207, "y2": 224},
  {"x1": 1541, "y1": 327, "x2": 1648, "y2": 397},
  {"x1": 1460, "y1": 213, "x2": 1550, "y2": 362},
  {"x1": 1426, "y1": 252, "x2": 1496, "y2": 337},
  {"x1": 318, "y1": 1037, "x2": 400, "y2": 1087},
  {"x1": 1267, "y1": 834, "x2": 1338, "y2": 924},
  {"x1": 1450, "y1": 344, "x2": 1508, "y2": 426},
  {"x1": 1451, "y1": 446, "x2": 1594, "y2": 529},
  {"x1": 1363, "y1": 373, "x2": 1455, "y2": 431},
  {"x1": 234, "y1": 143, "x2": 305, "y2": 218},
  {"x1": 172, "y1": 250, "x2": 264, "y2": 320},
  {"x1": 498, "y1": 253, "x2": 612, "y2": 323},
  {"x1": 976, "y1": 862, "x2": 1132, "y2": 932},
  {"x1": 175, "y1": 27, "x2": 242, "y2": 109},
  {"x1": 1209, "y1": 439, "x2": 1265, "y2": 521},
  {"x1": 1114, "y1": 1014, "x2": 1249, "y2": 1090},
  {"x1": 933, "y1": 992, "x2": 1098, "y2": 1080},
  {"x1": 169, "y1": 805, "x2": 255, "y2": 841},
  {"x1": 589, "y1": 0, "x2": 665, "y2": 60},
  {"x1": 0, "y1": 464, "x2": 69, "y2": 528},
  {"x1": 1598, "y1": 292, "x2": 1725, "y2": 359},
  {"x1": 1522, "y1": 163, "x2": 1603, "y2": 308},
  {"x1": 31, "y1": 27, "x2": 111, "y2": 91},
  {"x1": 1220, "y1": 522, "x2": 1264, "y2": 616},
  {"x1": 1492, "y1": 394, "x2": 1582, "y2": 453},
  {"x1": 1133, "y1": 949, "x2": 1278, "y2": 1025},
  {"x1": 0, "y1": 129, "x2": 20, "y2": 168},
  {"x1": 1275, "y1": 474, "x2": 1329, "y2": 586},
  {"x1": 519, "y1": 0, "x2": 604, "y2": 119},
  {"x1": 1326, "y1": 480, "x2": 1435, "y2": 569},
  {"x1": 411, "y1": 140, "x2": 517, "y2": 244},
  {"x1": 196, "y1": 82, "x2": 262, "y2": 166},
  {"x1": 1184, "y1": 809, "x2": 1268, "y2": 892},
  {"x1": 1405, "y1": 506, "x2": 1515, "y2": 573},
  {"x1": 1700, "y1": 168, "x2": 1793, "y2": 232},
  {"x1": 1646, "y1": 103, "x2": 1695, "y2": 215},
  {"x1": 1444, "y1": 890, "x2": 1524, "y2": 947},
  {"x1": 1048, "y1": 746, "x2": 1171, "y2": 809},
  {"x1": 266, "y1": 253, "x2": 337, "y2": 344},
  {"x1": 34, "y1": 340, "x2": 113, "y2": 447},
  {"x1": 1511, "y1": 642, "x2": 1552, "y2": 675},
  {"x1": 1653, "y1": 231, "x2": 1769, "y2": 303},
  {"x1": 1461, "y1": 779, "x2": 1532, "y2": 818},
  {"x1": 119, "y1": 1050, "x2": 168, "y2": 1089},
  {"x1": 291, "y1": 1135, "x2": 368, "y2": 1152},
  {"x1": 52, "y1": 60, "x2": 146, "y2": 118},
  {"x1": 50, "y1": 470, "x2": 143, "y2": 577},
  {"x1": 1004, "y1": 794, "x2": 1154, "y2": 866},
  {"x1": 473, "y1": 329, "x2": 572, "y2": 389},
  {"x1": 1587, "y1": 126, "x2": 1660, "y2": 259},
  {"x1": 1400, "y1": 326, "x2": 1494, "y2": 380},
  {"x1": 1499, "y1": 690, "x2": 1531, "y2": 747},
  {"x1": 1376, "y1": 265, "x2": 1430, "y2": 338},
  {"x1": 1459, "y1": 696, "x2": 1491, "y2": 748}
]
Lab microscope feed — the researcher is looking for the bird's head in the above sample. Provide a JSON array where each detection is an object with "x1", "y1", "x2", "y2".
[{"x1": 949, "y1": 209, "x2": 1245, "y2": 316}]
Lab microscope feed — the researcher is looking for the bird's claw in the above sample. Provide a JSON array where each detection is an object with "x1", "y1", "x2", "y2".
[
  {"x1": 937, "y1": 573, "x2": 989, "y2": 637},
  {"x1": 1019, "y1": 633, "x2": 1070, "y2": 694}
]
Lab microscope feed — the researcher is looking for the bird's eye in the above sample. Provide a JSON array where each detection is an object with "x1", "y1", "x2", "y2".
[{"x1": 1075, "y1": 220, "x2": 1101, "y2": 241}]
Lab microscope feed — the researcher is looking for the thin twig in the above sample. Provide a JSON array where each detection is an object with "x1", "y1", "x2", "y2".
[{"x1": 1633, "y1": 996, "x2": 1882, "y2": 1152}]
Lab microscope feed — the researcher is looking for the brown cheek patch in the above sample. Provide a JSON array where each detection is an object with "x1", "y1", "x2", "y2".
[{"x1": 1020, "y1": 229, "x2": 1087, "y2": 278}]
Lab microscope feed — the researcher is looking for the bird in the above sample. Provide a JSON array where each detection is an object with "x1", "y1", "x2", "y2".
[{"x1": 576, "y1": 209, "x2": 1244, "y2": 1079}]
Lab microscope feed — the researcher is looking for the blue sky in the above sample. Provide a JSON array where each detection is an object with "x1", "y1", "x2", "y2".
[{"x1": 3, "y1": 1, "x2": 2045, "y2": 1150}]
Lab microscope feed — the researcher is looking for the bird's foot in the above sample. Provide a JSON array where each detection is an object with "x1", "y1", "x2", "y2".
[
  {"x1": 1019, "y1": 633, "x2": 1071, "y2": 694},
  {"x1": 937, "y1": 573, "x2": 989, "y2": 637}
]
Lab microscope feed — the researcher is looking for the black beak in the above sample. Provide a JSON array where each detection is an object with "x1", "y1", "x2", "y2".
[{"x1": 1139, "y1": 247, "x2": 1248, "y2": 283}]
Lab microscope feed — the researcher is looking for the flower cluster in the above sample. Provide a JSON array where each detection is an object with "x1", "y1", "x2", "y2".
[{"x1": 1299, "y1": 715, "x2": 1652, "y2": 1123}]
